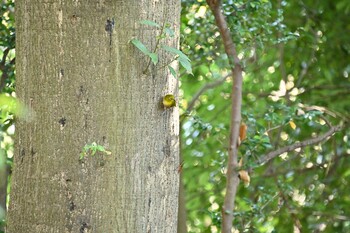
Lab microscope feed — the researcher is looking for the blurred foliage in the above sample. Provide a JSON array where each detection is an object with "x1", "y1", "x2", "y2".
[{"x1": 180, "y1": 0, "x2": 350, "y2": 232}]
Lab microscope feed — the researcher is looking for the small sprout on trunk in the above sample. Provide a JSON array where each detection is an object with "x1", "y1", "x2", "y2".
[{"x1": 80, "y1": 142, "x2": 111, "y2": 160}]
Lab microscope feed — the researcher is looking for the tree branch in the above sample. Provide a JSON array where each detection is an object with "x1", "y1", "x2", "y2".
[
  {"x1": 262, "y1": 152, "x2": 350, "y2": 178},
  {"x1": 0, "y1": 52, "x2": 15, "y2": 92},
  {"x1": 187, "y1": 72, "x2": 231, "y2": 112},
  {"x1": 0, "y1": 48, "x2": 11, "y2": 91},
  {"x1": 206, "y1": 0, "x2": 243, "y2": 232},
  {"x1": 258, "y1": 123, "x2": 344, "y2": 165}
]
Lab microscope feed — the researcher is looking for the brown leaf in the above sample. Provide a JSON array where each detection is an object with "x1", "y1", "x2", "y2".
[{"x1": 238, "y1": 170, "x2": 250, "y2": 187}]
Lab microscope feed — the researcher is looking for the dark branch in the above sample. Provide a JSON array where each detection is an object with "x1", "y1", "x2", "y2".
[
  {"x1": 258, "y1": 123, "x2": 344, "y2": 165},
  {"x1": 0, "y1": 48, "x2": 12, "y2": 91},
  {"x1": 262, "y1": 152, "x2": 350, "y2": 178}
]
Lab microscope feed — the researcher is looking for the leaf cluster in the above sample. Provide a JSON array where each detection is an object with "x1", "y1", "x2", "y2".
[
  {"x1": 79, "y1": 142, "x2": 111, "y2": 160},
  {"x1": 130, "y1": 20, "x2": 192, "y2": 76}
]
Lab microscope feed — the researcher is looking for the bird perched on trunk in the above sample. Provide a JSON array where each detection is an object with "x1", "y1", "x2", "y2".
[{"x1": 162, "y1": 94, "x2": 176, "y2": 108}]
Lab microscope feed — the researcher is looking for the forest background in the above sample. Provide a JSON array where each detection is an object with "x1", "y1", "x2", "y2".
[{"x1": 1, "y1": 0, "x2": 350, "y2": 232}]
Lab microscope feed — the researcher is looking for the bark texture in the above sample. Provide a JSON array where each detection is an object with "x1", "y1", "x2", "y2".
[{"x1": 7, "y1": 1, "x2": 180, "y2": 232}]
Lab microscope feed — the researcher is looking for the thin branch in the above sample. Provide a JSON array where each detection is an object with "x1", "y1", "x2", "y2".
[
  {"x1": 262, "y1": 152, "x2": 350, "y2": 178},
  {"x1": 143, "y1": 20, "x2": 166, "y2": 74},
  {"x1": 206, "y1": 0, "x2": 243, "y2": 232},
  {"x1": 0, "y1": 48, "x2": 11, "y2": 91},
  {"x1": 301, "y1": 84, "x2": 350, "y2": 93},
  {"x1": 312, "y1": 211, "x2": 350, "y2": 221},
  {"x1": 319, "y1": 115, "x2": 332, "y2": 127},
  {"x1": 0, "y1": 73, "x2": 9, "y2": 91},
  {"x1": 277, "y1": 179, "x2": 302, "y2": 231},
  {"x1": 9, "y1": 57, "x2": 15, "y2": 65},
  {"x1": 155, "y1": 56, "x2": 178, "y2": 73},
  {"x1": 187, "y1": 72, "x2": 231, "y2": 112},
  {"x1": 258, "y1": 123, "x2": 344, "y2": 165}
]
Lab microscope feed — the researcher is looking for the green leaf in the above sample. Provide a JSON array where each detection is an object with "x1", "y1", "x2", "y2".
[
  {"x1": 96, "y1": 145, "x2": 106, "y2": 152},
  {"x1": 130, "y1": 39, "x2": 159, "y2": 65},
  {"x1": 179, "y1": 56, "x2": 193, "y2": 74},
  {"x1": 130, "y1": 38, "x2": 150, "y2": 55},
  {"x1": 140, "y1": 20, "x2": 160, "y2": 28},
  {"x1": 148, "y1": 53, "x2": 159, "y2": 65},
  {"x1": 161, "y1": 45, "x2": 192, "y2": 74},
  {"x1": 161, "y1": 45, "x2": 190, "y2": 61},
  {"x1": 156, "y1": 34, "x2": 167, "y2": 40},
  {"x1": 91, "y1": 147, "x2": 97, "y2": 156},
  {"x1": 165, "y1": 27, "x2": 175, "y2": 37},
  {"x1": 168, "y1": 65, "x2": 177, "y2": 78},
  {"x1": 80, "y1": 142, "x2": 111, "y2": 160}
]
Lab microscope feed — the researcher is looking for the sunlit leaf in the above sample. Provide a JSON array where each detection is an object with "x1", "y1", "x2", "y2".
[
  {"x1": 179, "y1": 56, "x2": 192, "y2": 74},
  {"x1": 130, "y1": 38, "x2": 150, "y2": 55},
  {"x1": 161, "y1": 45, "x2": 190, "y2": 61},
  {"x1": 168, "y1": 65, "x2": 177, "y2": 78},
  {"x1": 165, "y1": 27, "x2": 175, "y2": 37},
  {"x1": 289, "y1": 121, "x2": 296, "y2": 130},
  {"x1": 148, "y1": 53, "x2": 158, "y2": 65}
]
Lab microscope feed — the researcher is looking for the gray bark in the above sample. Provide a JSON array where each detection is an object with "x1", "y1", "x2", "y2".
[{"x1": 7, "y1": 1, "x2": 180, "y2": 232}]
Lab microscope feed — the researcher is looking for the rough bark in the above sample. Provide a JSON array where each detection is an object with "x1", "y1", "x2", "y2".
[
  {"x1": 177, "y1": 172, "x2": 187, "y2": 233},
  {"x1": 7, "y1": 1, "x2": 180, "y2": 232}
]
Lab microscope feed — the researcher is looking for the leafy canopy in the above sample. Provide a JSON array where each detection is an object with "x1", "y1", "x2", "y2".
[{"x1": 180, "y1": 0, "x2": 350, "y2": 232}]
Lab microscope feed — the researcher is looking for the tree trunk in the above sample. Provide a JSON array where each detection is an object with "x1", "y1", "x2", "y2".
[
  {"x1": 177, "y1": 172, "x2": 188, "y2": 233},
  {"x1": 7, "y1": 1, "x2": 180, "y2": 232}
]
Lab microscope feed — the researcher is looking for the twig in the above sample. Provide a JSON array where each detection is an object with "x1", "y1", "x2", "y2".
[
  {"x1": 312, "y1": 211, "x2": 350, "y2": 221},
  {"x1": 143, "y1": 20, "x2": 166, "y2": 74},
  {"x1": 276, "y1": 179, "x2": 302, "y2": 231},
  {"x1": 0, "y1": 48, "x2": 11, "y2": 91},
  {"x1": 262, "y1": 152, "x2": 350, "y2": 178},
  {"x1": 258, "y1": 123, "x2": 344, "y2": 165},
  {"x1": 187, "y1": 72, "x2": 231, "y2": 112},
  {"x1": 319, "y1": 115, "x2": 332, "y2": 127},
  {"x1": 155, "y1": 55, "x2": 178, "y2": 74},
  {"x1": 206, "y1": 1, "x2": 243, "y2": 232}
]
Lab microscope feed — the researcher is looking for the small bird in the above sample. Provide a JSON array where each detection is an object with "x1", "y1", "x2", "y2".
[{"x1": 162, "y1": 94, "x2": 176, "y2": 108}]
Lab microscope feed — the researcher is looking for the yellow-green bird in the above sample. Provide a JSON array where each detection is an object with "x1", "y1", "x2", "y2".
[{"x1": 163, "y1": 94, "x2": 176, "y2": 108}]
